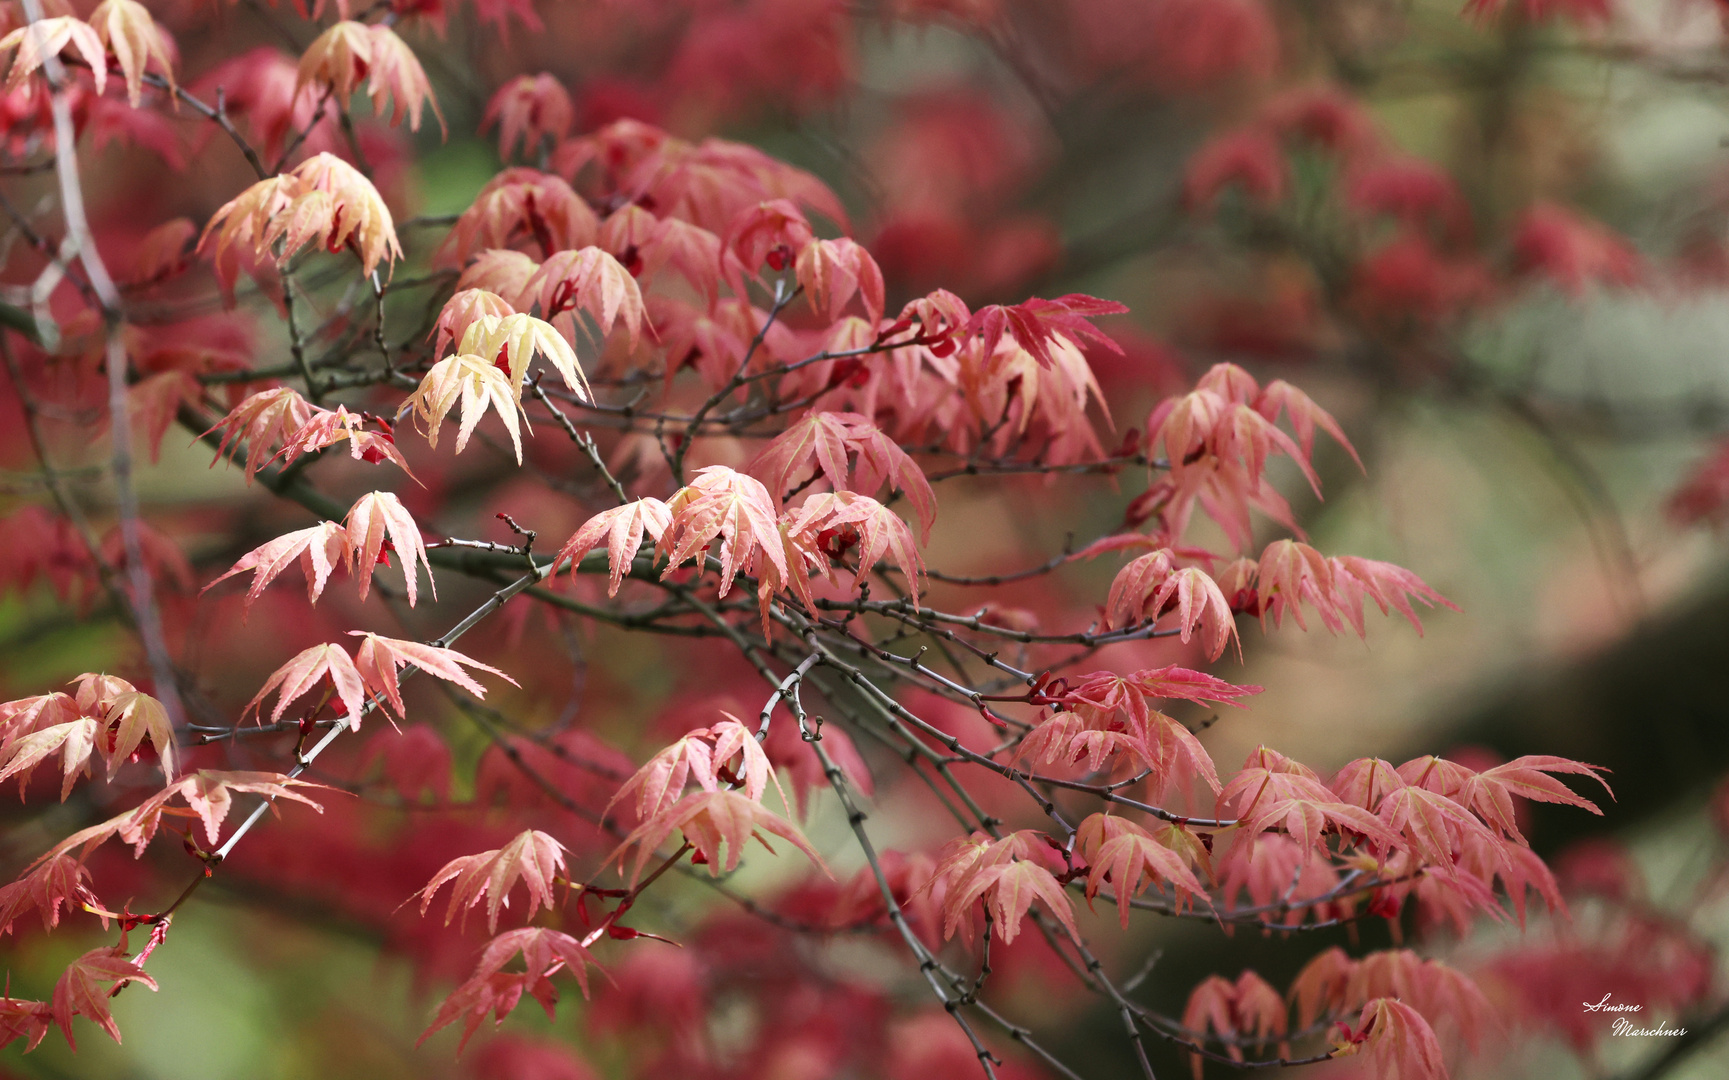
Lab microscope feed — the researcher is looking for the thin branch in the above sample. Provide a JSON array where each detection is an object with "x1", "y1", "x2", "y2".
[
  {"x1": 669, "y1": 279, "x2": 799, "y2": 484},
  {"x1": 204, "y1": 555, "x2": 557, "y2": 871},
  {"x1": 528, "y1": 373, "x2": 630, "y2": 505},
  {"x1": 26, "y1": 1, "x2": 184, "y2": 731}
]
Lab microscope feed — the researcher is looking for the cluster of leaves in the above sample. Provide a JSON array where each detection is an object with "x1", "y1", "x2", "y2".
[{"x1": 0, "y1": 673, "x2": 173, "y2": 799}]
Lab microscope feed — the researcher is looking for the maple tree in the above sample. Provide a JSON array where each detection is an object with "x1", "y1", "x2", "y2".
[{"x1": 0, "y1": 0, "x2": 1727, "y2": 1077}]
